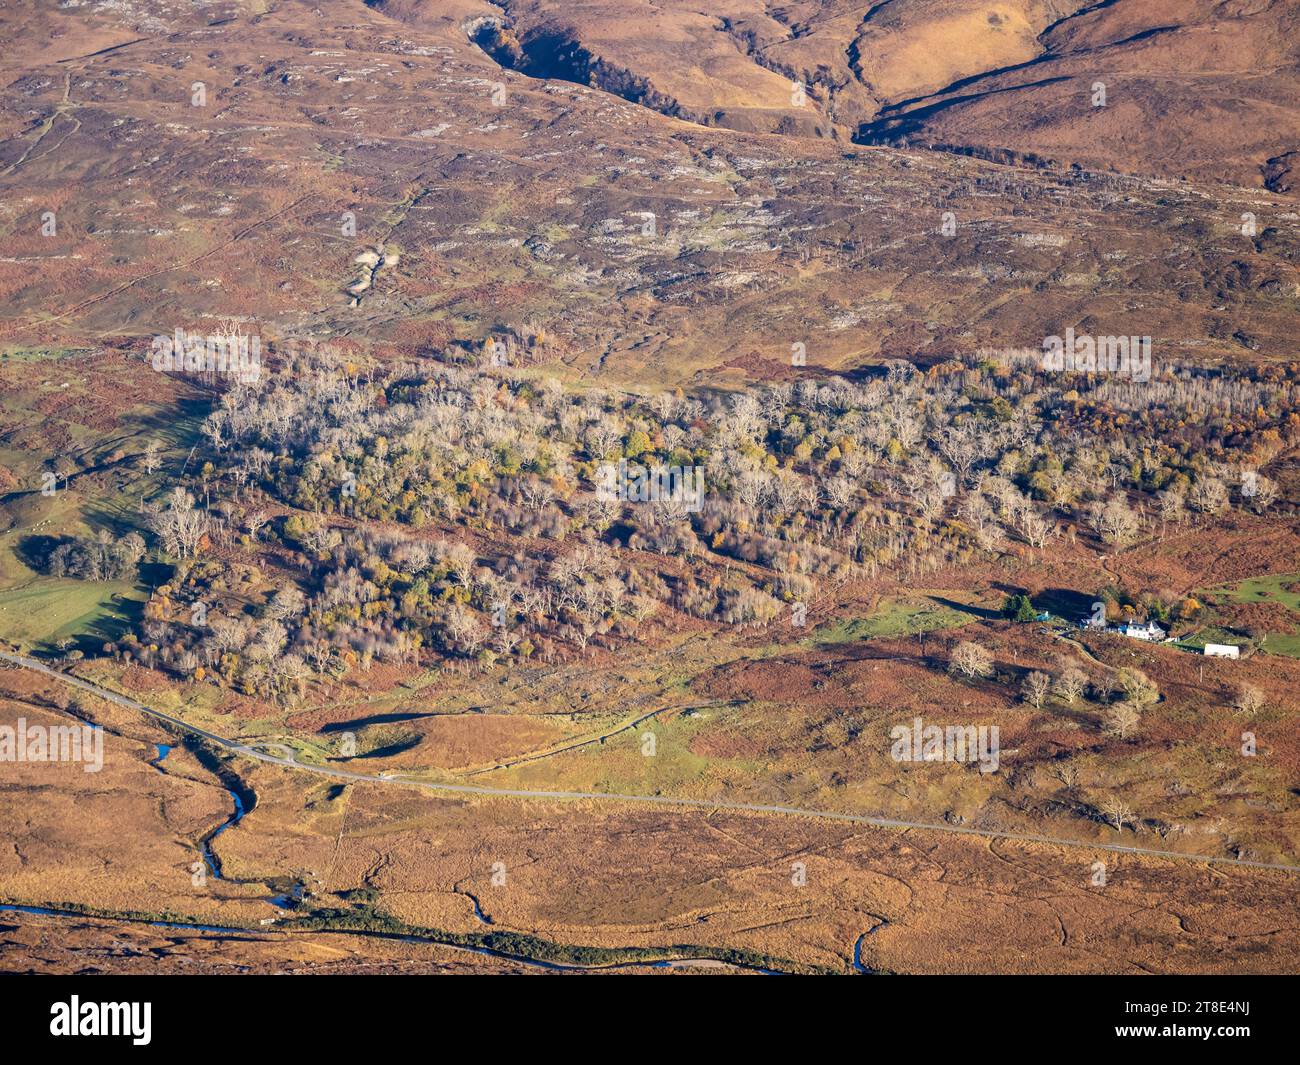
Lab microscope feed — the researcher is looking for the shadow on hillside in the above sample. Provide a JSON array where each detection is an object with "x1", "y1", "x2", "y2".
[
  {"x1": 1033, "y1": 588, "x2": 1095, "y2": 620},
  {"x1": 927, "y1": 595, "x2": 1000, "y2": 620},
  {"x1": 319, "y1": 711, "x2": 436, "y2": 734}
]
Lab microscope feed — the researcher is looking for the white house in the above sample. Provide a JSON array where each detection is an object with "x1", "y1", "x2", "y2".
[
  {"x1": 1120, "y1": 620, "x2": 1165, "y2": 641},
  {"x1": 1204, "y1": 643, "x2": 1240, "y2": 659}
]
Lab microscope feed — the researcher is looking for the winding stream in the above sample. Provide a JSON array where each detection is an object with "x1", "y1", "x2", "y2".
[
  {"x1": 852, "y1": 917, "x2": 890, "y2": 974},
  {"x1": 0, "y1": 903, "x2": 786, "y2": 974},
  {"x1": 200, "y1": 789, "x2": 246, "y2": 881},
  {"x1": 0, "y1": 660, "x2": 817, "y2": 973},
  {"x1": 148, "y1": 742, "x2": 247, "y2": 882}
]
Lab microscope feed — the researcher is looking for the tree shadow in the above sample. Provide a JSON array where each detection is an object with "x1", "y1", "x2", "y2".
[
  {"x1": 926, "y1": 594, "x2": 1001, "y2": 620},
  {"x1": 319, "y1": 711, "x2": 436, "y2": 734},
  {"x1": 13, "y1": 534, "x2": 65, "y2": 571},
  {"x1": 78, "y1": 502, "x2": 142, "y2": 540},
  {"x1": 76, "y1": 595, "x2": 143, "y2": 652},
  {"x1": 1034, "y1": 587, "x2": 1096, "y2": 620},
  {"x1": 352, "y1": 735, "x2": 422, "y2": 759}
]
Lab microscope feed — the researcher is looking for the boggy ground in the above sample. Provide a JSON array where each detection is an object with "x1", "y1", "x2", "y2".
[
  {"x1": 2, "y1": 609, "x2": 1299, "y2": 974},
  {"x1": 3, "y1": 721, "x2": 1298, "y2": 975}
]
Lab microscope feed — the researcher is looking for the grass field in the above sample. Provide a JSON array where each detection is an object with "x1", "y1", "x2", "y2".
[
  {"x1": 1205, "y1": 572, "x2": 1300, "y2": 612},
  {"x1": 1259, "y1": 632, "x2": 1300, "y2": 657},
  {"x1": 1199, "y1": 571, "x2": 1300, "y2": 658},
  {"x1": 0, "y1": 577, "x2": 142, "y2": 649},
  {"x1": 801, "y1": 596, "x2": 980, "y2": 647},
  {"x1": 0, "y1": 487, "x2": 144, "y2": 651},
  {"x1": 0, "y1": 357, "x2": 205, "y2": 653}
]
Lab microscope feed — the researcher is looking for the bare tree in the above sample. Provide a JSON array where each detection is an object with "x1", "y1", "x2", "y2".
[
  {"x1": 960, "y1": 493, "x2": 998, "y2": 547},
  {"x1": 1053, "y1": 762, "x2": 1079, "y2": 790},
  {"x1": 583, "y1": 417, "x2": 622, "y2": 461},
  {"x1": 443, "y1": 542, "x2": 476, "y2": 584},
  {"x1": 949, "y1": 641, "x2": 993, "y2": 679},
  {"x1": 208, "y1": 614, "x2": 247, "y2": 654},
  {"x1": 246, "y1": 620, "x2": 287, "y2": 664},
  {"x1": 1093, "y1": 672, "x2": 1119, "y2": 703},
  {"x1": 1103, "y1": 701, "x2": 1142, "y2": 739},
  {"x1": 1232, "y1": 683, "x2": 1264, "y2": 716},
  {"x1": 1157, "y1": 488, "x2": 1186, "y2": 527},
  {"x1": 1188, "y1": 476, "x2": 1229, "y2": 516},
  {"x1": 145, "y1": 488, "x2": 211, "y2": 558},
  {"x1": 1091, "y1": 495, "x2": 1140, "y2": 546},
  {"x1": 442, "y1": 603, "x2": 482, "y2": 653},
  {"x1": 1016, "y1": 507, "x2": 1052, "y2": 549},
  {"x1": 1244, "y1": 475, "x2": 1278, "y2": 512},
  {"x1": 265, "y1": 585, "x2": 306, "y2": 621},
  {"x1": 1116, "y1": 667, "x2": 1159, "y2": 707},
  {"x1": 1054, "y1": 664, "x2": 1088, "y2": 705},
  {"x1": 929, "y1": 424, "x2": 980, "y2": 482},
  {"x1": 306, "y1": 642, "x2": 333, "y2": 675},
  {"x1": 1101, "y1": 797, "x2": 1137, "y2": 831},
  {"x1": 1021, "y1": 670, "x2": 1051, "y2": 708},
  {"x1": 245, "y1": 510, "x2": 270, "y2": 540}
]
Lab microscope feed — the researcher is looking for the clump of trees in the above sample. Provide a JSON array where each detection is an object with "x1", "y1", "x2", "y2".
[
  {"x1": 42, "y1": 531, "x2": 145, "y2": 582},
  {"x1": 80, "y1": 343, "x2": 1295, "y2": 686},
  {"x1": 1015, "y1": 656, "x2": 1150, "y2": 744},
  {"x1": 1003, "y1": 594, "x2": 1037, "y2": 622},
  {"x1": 143, "y1": 487, "x2": 211, "y2": 558}
]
